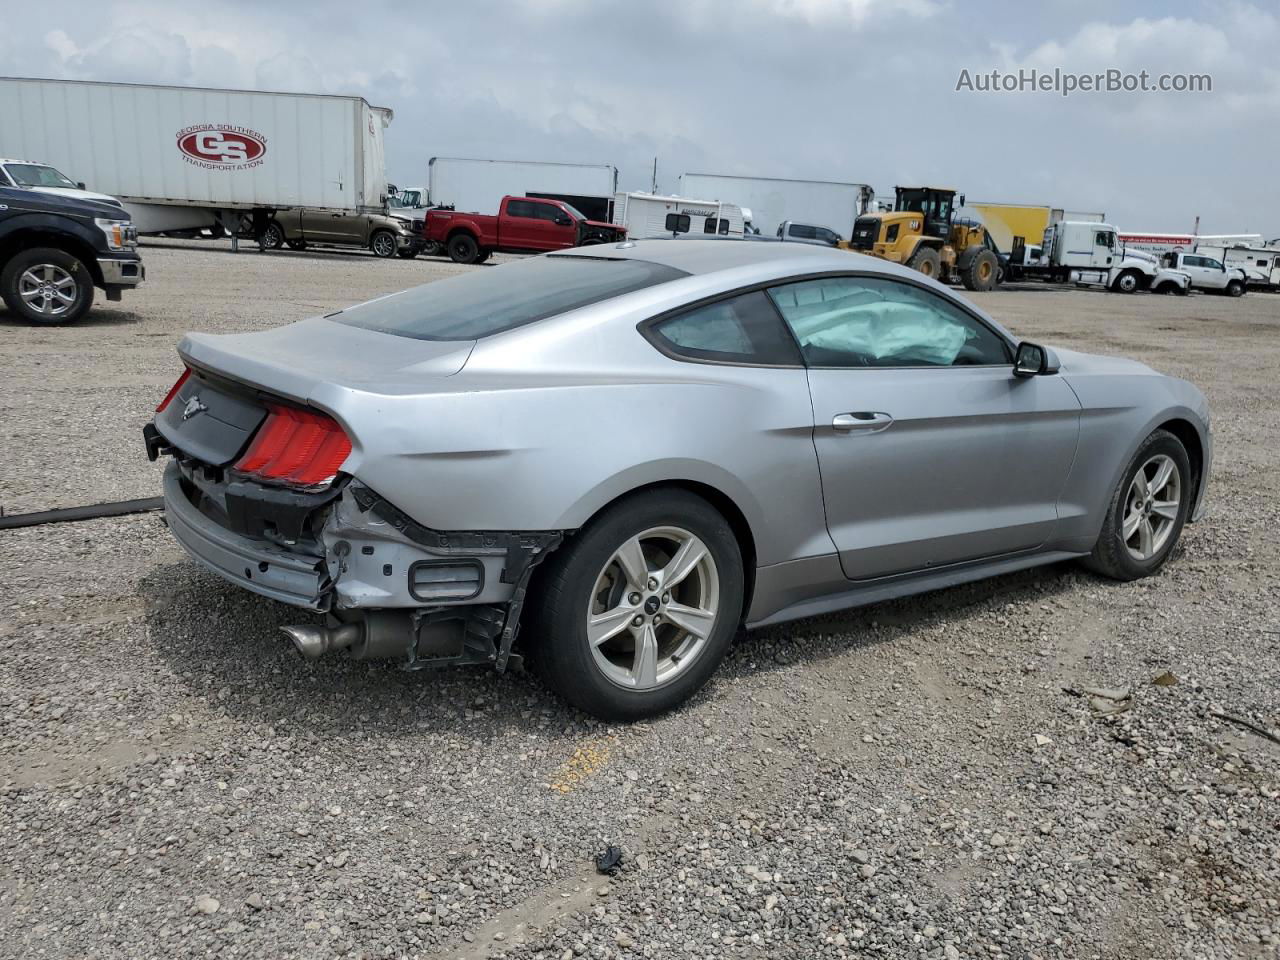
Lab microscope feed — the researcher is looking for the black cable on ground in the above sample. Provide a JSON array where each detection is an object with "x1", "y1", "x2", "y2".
[{"x1": 0, "y1": 497, "x2": 164, "y2": 531}]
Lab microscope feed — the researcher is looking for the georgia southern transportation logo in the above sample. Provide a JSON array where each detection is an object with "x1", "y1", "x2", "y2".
[{"x1": 176, "y1": 125, "x2": 267, "y2": 170}]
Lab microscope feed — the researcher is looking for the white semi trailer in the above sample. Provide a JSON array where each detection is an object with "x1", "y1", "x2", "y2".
[
  {"x1": 427, "y1": 157, "x2": 619, "y2": 222},
  {"x1": 0, "y1": 77, "x2": 394, "y2": 235},
  {"x1": 677, "y1": 173, "x2": 873, "y2": 237}
]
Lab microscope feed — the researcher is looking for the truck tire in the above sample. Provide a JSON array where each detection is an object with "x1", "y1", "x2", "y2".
[
  {"x1": 1226, "y1": 279, "x2": 1245, "y2": 297},
  {"x1": 1112, "y1": 270, "x2": 1141, "y2": 294},
  {"x1": 447, "y1": 233, "x2": 480, "y2": 264},
  {"x1": 958, "y1": 247, "x2": 999, "y2": 292},
  {"x1": 907, "y1": 246, "x2": 941, "y2": 280},
  {"x1": 261, "y1": 220, "x2": 285, "y2": 249},
  {"x1": 1, "y1": 247, "x2": 95, "y2": 325},
  {"x1": 475, "y1": 249, "x2": 492, "y2": 264},
  {"x1": 370, "y1": 231, "x2": 398, "y2": 258}
]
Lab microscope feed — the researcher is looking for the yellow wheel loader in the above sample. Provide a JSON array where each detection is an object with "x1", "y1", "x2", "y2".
[{"x1": 842, "y1": 186, "x2": 1000, "y2": 292}]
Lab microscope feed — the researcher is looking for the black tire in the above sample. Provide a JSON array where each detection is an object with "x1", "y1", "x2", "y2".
[
  {"x1": 285, "y1": 239, "x2": 307, "y2": 251},
  {"x1": 261, "y1": 220, "x2": 285, "y2": 249},
  {"x1": 1226, "y1": 279, "x2": 1245, "y2": 297},
  {"x1": 526, "y1": 489, "x2": 744, "y2": 721},
  {"x1": 1154, "y1": 281, "x2": 1176, "y2": 295},
  {"x1": 447, "y1": 233, "x2": 480, "y2": 264},
  {"x1": 397, "y1": 248, "x2": 419, "y2": 260},
  {"x1": 1082, "y1": 429, "x2": 1191, "y2": 582},
  {"x1": 1112, "y1": 270, "x2": 1141, "y2": 294},
  {"x1": 370, "y1": 230, "x2": 398, "y2": 258},
  {"x1": 475, "y1": 249, "x2": 492, "y2": 264},
  {"x1": 907, "y1": 246, "x2": 941, "y2": 280},
  {"x1": 959, "y1": 247, "x2": 999, "y2": 292},
  {"x1": 0, "y1": 247, "x2": 95, "y2": 324}
]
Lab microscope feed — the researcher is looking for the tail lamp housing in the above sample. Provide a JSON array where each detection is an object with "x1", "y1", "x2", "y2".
[
  {"x1": 233, "y1": 404, "x2": 352, "y2": 489},
  {"x1": 156, "y1": 368, "x2": 191, "y2": 412}
]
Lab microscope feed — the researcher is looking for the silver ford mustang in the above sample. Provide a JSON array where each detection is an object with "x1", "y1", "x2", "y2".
[{"x1": 145, "y1": 239, "x2": 1211, "y2": 719}]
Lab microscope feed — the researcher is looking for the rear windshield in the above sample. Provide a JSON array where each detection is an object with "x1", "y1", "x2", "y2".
[{"x1": 332, "y1": 255, "x2": 688, "y2": 341}]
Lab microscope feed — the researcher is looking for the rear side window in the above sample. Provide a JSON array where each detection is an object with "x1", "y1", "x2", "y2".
[
  {"x1": 507, "y1": 200, "x2": 536, "y2": 218},
  {"x1": 334, "y1": 256, "x2": 688, "y2": 341},
  {"x1": 648, "y1": 291, "x2": 802, "y2": 366}
]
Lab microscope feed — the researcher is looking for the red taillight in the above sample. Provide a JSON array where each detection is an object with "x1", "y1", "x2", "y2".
[
  {"x1": 156, "y1": 368, "x2": 191, "y2": 412},
  {"x1": 234, "y1": 405, "x2": 352, "y2": 488}
]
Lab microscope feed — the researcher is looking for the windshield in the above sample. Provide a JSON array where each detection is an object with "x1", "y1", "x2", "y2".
[
  {"x1": 559, "y1": 202, "x2": 588, "y2": 221},
  {"x1": 5, "y1": 163, "x2": 78, "y2": 188},
  {"x1": 334, "y1": 255, "x2": 688, "y2": 341},
  {"x1": 389, "y1": 189, "x2": 424, "y2": 208}
]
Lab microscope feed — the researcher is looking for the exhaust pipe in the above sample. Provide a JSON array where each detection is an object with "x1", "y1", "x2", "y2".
[{"x1": 280, "y1": 622, "x2": 362, "y2": 660}]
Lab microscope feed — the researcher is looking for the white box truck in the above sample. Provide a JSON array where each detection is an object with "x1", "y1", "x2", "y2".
[
  {"x1": 612, "y1": 192, "x2": 744, "y2": 238},
  {"x1": 427, "y1": 157, "x2": 618, "y2": 222},
  {"x1": 677, "y1": 173, "x2": 873, "y2": 238},
  {"x1": 0, "y1": 77, "x2": 393, "y2": 235}
]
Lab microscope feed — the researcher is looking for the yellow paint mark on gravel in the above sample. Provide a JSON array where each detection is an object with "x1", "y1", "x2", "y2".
[{"x1": 549, "y1": 737, "x2": 617, "y2": 793}]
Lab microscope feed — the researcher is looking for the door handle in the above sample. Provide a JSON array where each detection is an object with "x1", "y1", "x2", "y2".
[{"x1": 832, "y1": 412, "x2": 894, "y2": 434}]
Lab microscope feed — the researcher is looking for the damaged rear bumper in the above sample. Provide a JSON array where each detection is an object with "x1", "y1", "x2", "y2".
[{"x1": 159, "y1": 457, "x2": 562, "y2": 670}]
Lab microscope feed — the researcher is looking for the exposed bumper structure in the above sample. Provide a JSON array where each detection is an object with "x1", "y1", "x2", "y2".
[
  {"x1": 162, "y1": 461, "x2": 330, "y2": 609},
  {"x1": 97, "y1": 255, "x2": 145, "y2": 287}
]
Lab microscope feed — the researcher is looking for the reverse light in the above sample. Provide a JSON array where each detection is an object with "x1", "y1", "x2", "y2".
[
  {"x1": 156, "y1": 369, "x2": 191, "y2": 412},
  {"x1": 233, "y1": 405, "x2": 352, "y2": 488}
]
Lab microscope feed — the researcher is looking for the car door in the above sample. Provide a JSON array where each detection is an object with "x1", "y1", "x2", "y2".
[
  {"x1": 1197, "y1": 256, "x2": 1227, "y2": 289},
  {"x1": 529, "y1": 201, "x2": 576, "y2": 250},
  {"x1": 767, "y1": 274, "x2": 1082, "y2": 581},
  {"x1": 299, "y1": 208, "x2": 347, "y2": 243},
  {"x1": 499, "y1": 199, "x2": 542, "y2": 250}
]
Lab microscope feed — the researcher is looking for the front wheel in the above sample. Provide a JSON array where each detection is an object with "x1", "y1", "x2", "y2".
[
  {"x1": 1226, "y1": 279, "x2": 1245, "y2": 297},
  {"x1": 370, "y1": 231, "x2": 398, "y2": 258},
  {"x1": 1, "y1": 247, "x2": 95, "y2": 324},
  {"x1": 527, "y1": 490, "x2": 744, "y2": 721},
  {"x1": 1083, "y1": 429, "x2": 1191, "y2": 581},
  {"x1": 907, "y1": 246, "x2": 941, "y2": 280},
  {"x1": 1112, "y1": 270, "x2": 1141, "y2": 294},
  {"x1": 261, "y1": 220, "x2": 285, "y2": 249}
]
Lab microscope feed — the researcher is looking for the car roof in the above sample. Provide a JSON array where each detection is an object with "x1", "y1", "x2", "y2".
[{"x1": 551, "y1": 237, "x2": 875, "y2": 277}]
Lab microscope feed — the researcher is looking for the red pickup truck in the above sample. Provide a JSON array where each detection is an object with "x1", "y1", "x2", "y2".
[{"x1": 424, "y1": 195, "x2": 626, "y2": 264}]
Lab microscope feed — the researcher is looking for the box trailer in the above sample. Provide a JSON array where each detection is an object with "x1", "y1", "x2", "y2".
[
  {"x1": 678, "y1": 173, "x2": 873, "y2": 238},
  {"x1": 428, "y1": 157, "x2": 618, "y2": 222},
  {"x1": 0, "y1": 77, "x2": 393, "y2": 234},
  {"x1": 612, "y1": 192, "x2": 744, "y2": 238}
]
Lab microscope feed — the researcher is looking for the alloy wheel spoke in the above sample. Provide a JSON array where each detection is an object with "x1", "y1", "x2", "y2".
[
  {"x1": 632, "y1": 623, "x2": 659, "y2": 688},
  {"x1": 664, "y1": 601, "x2": 715, "y2": 639},
  {"x1": 54, "y1": 276, "x2": 75, "y2": 291},
  {"x1": 661, "y1": 536, "x2": 707, "y2": 591},
  {"x1": 613, "y1": 536, "x2": 650, "y2": 591},
  {"x1": 1151, "y1": 499, "x2": 1179, "y2": 522},
  {"x1": 54, "y1": 289, "x2": 76, "y2": 304},
  {"x1": 1150, "y1": 458, "x2": 1174, "y2": 497},
  {"x1": 1139, "y1": 518, "x2": 1155, "y2": 558},
  {"x1": 588, "y1": 603, "x2": 636, "y2": 648},
  {"x1": 1122, "y1": 507, "x2": 1143, "y2": 539}
]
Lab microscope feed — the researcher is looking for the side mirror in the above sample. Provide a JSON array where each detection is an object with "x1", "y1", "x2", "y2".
[
  {"x1": 554, "y1": 215, "x2": 572, "y2": 226},
  {"x1": 1013, "y1": 341, "x2": 1055, "y2": 377},
  {"x1": 77, "y1": 181, "x2": 86, "y2": 189}
]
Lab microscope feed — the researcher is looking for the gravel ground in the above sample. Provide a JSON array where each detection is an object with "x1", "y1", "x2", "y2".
[{"x1": 1, "y1": 240, "x2": 1277, "y2": 960}]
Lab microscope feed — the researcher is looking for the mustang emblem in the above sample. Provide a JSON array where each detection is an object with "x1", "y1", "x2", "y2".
[{"x1": 182, "y1": 395, "x2": 208, "y2": 421}]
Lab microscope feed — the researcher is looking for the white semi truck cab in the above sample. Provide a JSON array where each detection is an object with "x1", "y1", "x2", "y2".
[{"x1": 1030, "y1": 221, "x2": 1190, "y2": 294}]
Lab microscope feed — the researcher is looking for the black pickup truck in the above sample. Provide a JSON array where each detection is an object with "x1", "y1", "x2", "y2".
[{"x1": 0, "y1": 186, "x2": 144, "y2": 324}]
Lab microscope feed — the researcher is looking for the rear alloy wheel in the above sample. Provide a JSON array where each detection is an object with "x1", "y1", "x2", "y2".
[
  {"x1": 908, "y1": 246, "x2": 941, "y2": 280},
  {"x1": 447, "y1": 233, "x2": 479, "y2": 264},
  {"x1": 370, "y1": 231, "x2": 398, "y2": 258},
  {"x1": 1, "y1": 247, "x2": 94, "y2": 324},
  {"x1": 1083, "y1": 429, "x2": 1191, "y2": 581},
  {"x1": 528, "y1": 490, "x2": 743, "y2": 720}
]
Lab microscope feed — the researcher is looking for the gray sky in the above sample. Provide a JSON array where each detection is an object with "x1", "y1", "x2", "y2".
[{"x1": 4, "y1": 0, "x2": 1277, "y2": 235}]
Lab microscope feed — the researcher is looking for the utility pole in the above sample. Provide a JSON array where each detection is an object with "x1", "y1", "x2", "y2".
[
  {"x1": 651, "y1": 157, "x2": 658, "y2": 194},
  {"x1": 1193, "y1": 215, "x2": 1200, "y2": 237}
]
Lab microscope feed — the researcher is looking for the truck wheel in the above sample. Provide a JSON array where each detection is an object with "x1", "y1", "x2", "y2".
[
  {"x1": 370, "y1": 231, "x2": 398, "y2": 258},
  {"x1": 1112, "y1": 270, "x2": 1141, "y2": 294},
  {"x1": 261, "y1": 221, "x2": 285, "y2": 249},
  {"x1": 1, "y1": 248, "x2": 95, "y2": 324},
  {"x1": 959, "y1": 248, "x2": 999, "y2": 292},
  {"x1": 907, "y1": 246, "x2": 941, "y2": 279},
  {"x1": 447, "y1": 234, "x2": 480, "y2": 264},
  {"x1": 475, "y1": 249, "x2": 492, "y2": 264},
  {"x1": 1226, "y1": 279, "x2": 1245, "y2": 297}
]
